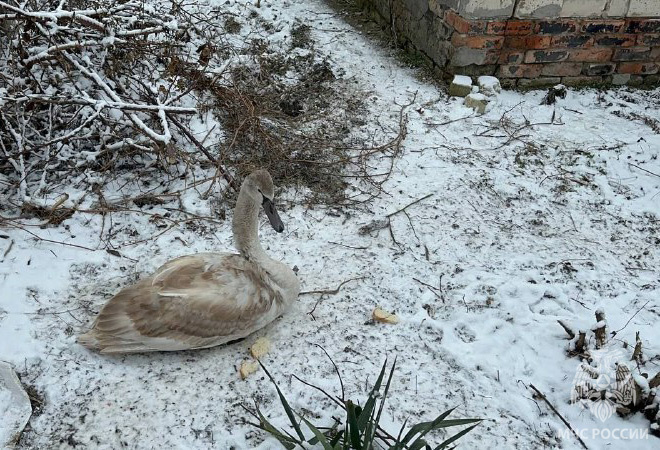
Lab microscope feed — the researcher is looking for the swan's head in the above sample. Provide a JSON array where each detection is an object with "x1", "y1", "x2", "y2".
[{"x1": 243, "y1": 169, "x2": 284, "y2": 233}]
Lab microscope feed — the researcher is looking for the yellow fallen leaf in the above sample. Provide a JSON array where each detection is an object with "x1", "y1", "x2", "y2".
[
  {"x1": 250, "y1": 337, "x2": 271, "y2": 359},
  {"x1": 239, "y1": 360, "x2": 260, "y2": 379},
  {"x1": 373, "y1": 307, "x2": 399, "y2": 324}
]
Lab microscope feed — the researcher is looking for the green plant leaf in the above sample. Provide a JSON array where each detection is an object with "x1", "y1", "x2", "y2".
[
  {"x1": 255, "y1": 407, "x2": 298, "y2": 450},
  {"x1": 357, "y1": 359, "x2": 388, "y2": 431},
  {"x1": 258, "y1": 360, "x2": 306, "y2": 442},
  {"x1": 434, "y1": 422, "x2": 481, "y2": 450},
  {"x1": 347, "y1": 400, "x2": 363, "y2": 450},
  {"x1": 299, "y1": 415, "x2": 333, "y2": 450}
]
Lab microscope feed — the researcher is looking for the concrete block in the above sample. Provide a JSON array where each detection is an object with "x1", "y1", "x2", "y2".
[
  {"x1": 450, "y1": 47, "x2": 490, "y2": 66},
  {"x1": 461, "y1": 0, "x2": 516, "y2": 19},
  {"x1": 604, "y1": 0, "x2": 630, "y2": 17},
  {"x1": 561, "y1": 0, "x2": 609, "y2": 18},
  {"x1": 515, "y1": 0, "x2": 562, "y2": 18},
  {"x1": 627, "y1": 0, "x2": 659, "y2": 17},
  {"x1": 477, "y1": 75, "x2": 502, "y2": 94},
  {"x1": 449, "y1": 74, "x2": 473, "y2": 97},
  {"x1": 464, "y1": 93, "x2": 489, "y2": 113}
]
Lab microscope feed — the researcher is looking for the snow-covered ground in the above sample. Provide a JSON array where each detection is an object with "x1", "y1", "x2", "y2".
[{"x1": 1, "y1": 0, "x2": 659, "y2": 448}]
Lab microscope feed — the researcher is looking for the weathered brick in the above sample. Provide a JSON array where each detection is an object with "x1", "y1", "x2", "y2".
[
  {"x1": 617, "y1": 62, "x2": 659, "y2": 75},
  {"x1": 541, "y1": 63, "x2": 583, "y2": 77},
  {"x1": 518, "y1": 77, "x2": 561, "y2": 89},
  {"x1": 593, "y1": 34, "x2": 637, "y2": 47},
  {"x1": 486, "y1": 21, "x2": 506, "y2": 35},
  {"x1": 445, "y1": 10, "x2": 485, "y2": 34},
  {"x1": 504, "y1": 36, "x2": 527, "y2": 49},
  {"x1": 498, "y1": 50, "x2": 525, "y2": 64},
  {"x1": 551, "y1": 35, "x2": 593, "y2": 48},
  {"x1": 638, "y1": 35, "x2": 660, "y2": 47},
  {"x1": 536, "y1": 20, "x2": 578, "y2": 35},
  {"x1": 583, "y1": 63, "x2": 616, "y2": 76},
  {"x1": 562, "y1": 76, "x2": 604, "y2": 87},
  {"x1": 568, "y1": 48, "x2": 614, "y2": 62},
  {"x1": 652, "y1": 47, "x2": 660, "y2": 62},
  {"x1": 499, "y1": 78, "x2": 517, "y2": 89},
  {"x1": 612, "y1": 47, "x2": 652, "y2": 61},
  {"x1": 451, "y1": 34, "x2": 504, "y2": 49},
  {"x1": 526, "y1": 36, "x2": 553, "y2": 49},
  {"x1": 497, "y1": 64, "x2": 543, "y2": 78},
  {"x1": 581, "y1": 20, "x2": 625, "y2": 34},
  {"x1": 505, "y1": 20, "x2": 533, "y2": 36},
  {"x1": 625, "y1": 19, "x2": 660, "y2": 34},
  {"x1": 503, "y1": 35, "x2": 553, "y2": 49},
  {"x1": 525, "y1": 49, "x2": 569, "y2": 63}
]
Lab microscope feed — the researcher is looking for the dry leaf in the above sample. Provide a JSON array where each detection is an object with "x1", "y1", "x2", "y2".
[
  {"x1": 239, "y1": 360, "x2": 259, "y2": 379},
  {"x1": 373, "y1": 307, "x2": 399, "y2": 324},
  {"x1": 250, "y1": 337, "x2": 271, "y2": 359}
]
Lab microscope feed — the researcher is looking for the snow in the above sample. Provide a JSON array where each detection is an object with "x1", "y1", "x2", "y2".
[
  {"x1": 0, "y1": 362, "x2": 32, "y2": 447},
  {"x1": 1, "y1": 0, "x2": 659, "y2": 449},
  {"x1": 452, "y1": 74, "x2": 473, "y2": 87},
  {"x1": 477, "y1": 75, "x2": 501, "y2": 95}
]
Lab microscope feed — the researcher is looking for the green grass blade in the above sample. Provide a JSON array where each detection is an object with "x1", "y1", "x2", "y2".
[
  {"x1": 258, "y1": 360, "x2": 306, "y2": 441},
  {"x1": 347, "y1": 400, "x2": 363, "y2": 450},
  {"x1": 299, "y1": 415, "x2": 333, "y2": 450},
  {"x1": 399, "y1": 407, "x2": 457, "y2": 445},
  {"x1": 434, "y1": 422, "x2": 481, "y2": 449},
  {"x1": 357, "y1": 359, "x2": 388, "y2": 431},
  {"x1": 255, "y1": 408, "x2": 298, "y2": 450}
]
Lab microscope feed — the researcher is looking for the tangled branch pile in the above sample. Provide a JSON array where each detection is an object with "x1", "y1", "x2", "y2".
[{"x1": 0, "y1": 0, "x2": 393, "y2": 227}]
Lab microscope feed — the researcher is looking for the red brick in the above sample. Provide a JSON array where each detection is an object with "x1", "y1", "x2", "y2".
[
  {"x1": 486, "y1": 21, "x2": 506, "y2": 35},
  {"x1": 505, "y1": 20, "x2": 533, "y2": 36},
  {"x1": 581, "y1": 20, "x2": 625, "y2": 34},
  {"x1": 498, "y1": 50, "x2": 525, "y2": 64},
  {"x1": 445, "y1": 10, "x2": 485, "y2": 34},
  {"x1": 504, "y1": 36, "x2": 527, "y2": 49},
  {"x1": 638, "y1": 34, "x2": 660, "y2": 47},
  {"x1": 593, "y1": 34, "x2": 636, "y2": 47},
  {"x1": 503, "y1": 35, "x2": 552, "y2": 49},
  {"x1": 551, "y1": 35, "x2": 593, "y2": 48},
  {"x1": 612, "y1": 47, "x2": 651, "y2": 61},
  {"x1": 535, "y1": 20, "x2": 578, "y2": 35},
  {"x1": 451, "y1": 34, "x2": 504, "y2": 49},
  {"x1": 541, "y1": 63, "x2": 583, "y2": 77},
  {"x1": 625, "y1": 19, "x2": 660, "y2": 34},
  {"x1": 497, "y1": 64, "x2": 543, "y2": 78},
  {"x1": 524, "y1": 49, "x2": 569, "y2": 63},
  {"x1": 526, "y1": 36, "x2": 553, "y2": 49},
  {"x1": 617, "y1": 62, "x2": 659, "y2": 75},
  {"x1": 568, "y1": 48, "x2": 614, "y2": 62}
]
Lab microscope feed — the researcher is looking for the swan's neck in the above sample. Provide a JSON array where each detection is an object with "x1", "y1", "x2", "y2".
[{"x1": 233, "y1": 187, "x2": 266, "y2": 261}]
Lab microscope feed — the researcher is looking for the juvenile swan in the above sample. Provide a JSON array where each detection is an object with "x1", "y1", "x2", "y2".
[{"x1": 78, "y1": 170, "x2": 300, "y2": 353}]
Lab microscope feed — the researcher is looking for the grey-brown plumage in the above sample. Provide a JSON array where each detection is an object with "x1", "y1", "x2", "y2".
[{"x1": 78, "y1": 170, "x2": 300, "y2": 353}]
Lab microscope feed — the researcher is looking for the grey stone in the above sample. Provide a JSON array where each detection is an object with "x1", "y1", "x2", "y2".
[
  {"x1": 515, "y1": 0, "x2": 562, "y2": 18},
  {"x1": 449, "y1": 74, "x2": 473, "y2": 97},
  {"x1": 0, "y1": 362, "x2": 32, "y2": 448},
  {"x1": 464, "y1": 93, "x2": 490, "y2": 114},
  {"x1": 450, "y1": 47, "x2": 489, "y2": 66},
  {"x1": 462, "y1": 0, "x2": 516, "y2": 18}
]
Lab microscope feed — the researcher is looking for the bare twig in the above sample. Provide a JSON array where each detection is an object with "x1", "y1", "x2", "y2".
[{"x1": 529, "y1": 384, "x2": 588, "y2": 450}]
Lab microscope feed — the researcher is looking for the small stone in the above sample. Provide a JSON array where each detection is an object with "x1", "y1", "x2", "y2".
[
  {"x1": 477, "y1": 76, "x2": 501, "y2": 95},
  {"x1": 464, "y1": 93, "x2": 489, "y2": 114},
  {"x1": 373, "y1": 307, "x2": 399, "y2": 324},
  {"x1": 239, "y1": 360, "x2": 260, "y2": 379},
  {"x1": 250, "y1": 337, "x2": 271, "y2": 359},
  {"x1": 449, "y1": 75, "x2": 473, "y2": 97}
]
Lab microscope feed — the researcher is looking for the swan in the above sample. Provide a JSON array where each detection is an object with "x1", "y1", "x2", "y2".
[{"x1": 78, "y1": 169, "x2": 300, "y2": 353}]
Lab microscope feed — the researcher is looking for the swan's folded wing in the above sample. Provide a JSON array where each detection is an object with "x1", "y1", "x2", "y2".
[{"x1": 85, "y1": 254, "x2": 283, "y2": 352}]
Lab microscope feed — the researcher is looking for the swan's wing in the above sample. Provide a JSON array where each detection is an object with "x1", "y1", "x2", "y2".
[{"x1": 80, "y1": 254, "x2": 283, "y2": 353}]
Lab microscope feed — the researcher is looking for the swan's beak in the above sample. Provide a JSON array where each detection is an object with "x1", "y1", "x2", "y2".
[{"x1": 262, "y1": 197, "x2": 284, "y2": 233}]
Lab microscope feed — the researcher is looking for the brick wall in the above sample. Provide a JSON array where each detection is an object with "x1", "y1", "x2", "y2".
[{"x1": 358, "y1": 1, "x2": 660, "y2": 88}]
